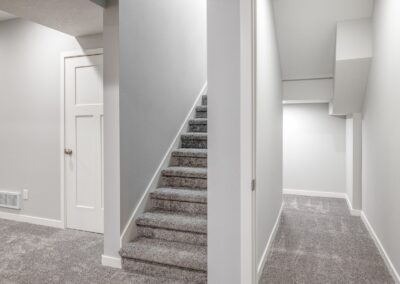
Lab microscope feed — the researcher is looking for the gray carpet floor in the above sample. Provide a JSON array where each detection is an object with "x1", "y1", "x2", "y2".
[
  {"x1": 260, "y1": 195, "x2": 395, "y2": 284},
  {"x1": 0, "y1": 195, "x2": 395, "y2": 283},
  {"x1": 0, "y1": 218, "x2": 180, "y2": 284}
]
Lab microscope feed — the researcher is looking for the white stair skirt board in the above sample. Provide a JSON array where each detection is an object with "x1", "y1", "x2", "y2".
[
  {"x1": 361, "y1": 212, "x2": 400, "y2": 283},
  {"x1": 120, "y1": 82, "x2": 208, "y2": 246},
  {"x1": 283, "y1": 188, "x2": 347, "y2": 199},
  {"x1": 0, "y1": 211, "x2": 63, "y2": 228},
  {"x1": 257, "y1": 203, "x2": 284, "y2": 282},
  {"x1": 102, "y1": 255, "x2": 122, "y2": 269}
]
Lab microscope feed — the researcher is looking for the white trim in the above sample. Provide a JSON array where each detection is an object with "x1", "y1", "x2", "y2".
[
  {"x1": 0, "y1": 212, "x2": 63, "y2": 228},
  {"x1": 344, "y1": 195, "x2": 362, "y2": 216},
  {"x1": 60, "y1": 48, "x2": 104, "y2": 230},
  {"x1": 120, "y1": 82, "x2": 208, "y2": 246},
  {"x1": 101, "y1": 255, "x2": 122, "y2": 269},
  {"x1": 283, "y1": 188, "x2": 347, "y2": 199},
  {"x1": 360, "y1": 212, "x2": 400, "y2": 283},
  {"x1": 256, "y1": 203, "x2": 283, "y2": 282}
]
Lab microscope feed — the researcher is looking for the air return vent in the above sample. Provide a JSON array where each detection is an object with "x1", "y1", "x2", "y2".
[{"x1": 0, "y1": 191, "x2": 21, "y2": 210}]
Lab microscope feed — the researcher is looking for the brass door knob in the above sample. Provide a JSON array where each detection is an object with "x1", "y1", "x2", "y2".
[{"x1": 64, "y1": 149, "x2": 73, "y2": 155}]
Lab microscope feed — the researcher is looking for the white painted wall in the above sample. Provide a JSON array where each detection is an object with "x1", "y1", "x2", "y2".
[
  {"x1": 336, "y1": 18, "x2": 372, "y2": 61},
  {"x1": 283, "y1": 79, "x2": 333, "y2": 103},
  {"x1": 362, "y1": 0, "x2": 400, "y2": 277},
  {"x1": 283, "y1": 104, "x2": 346, "y2": 194},
  {"x1": 272, "y1": 0, "x2": 374, "y2": 80},
  {"x1": 331, "y1": 18, "x2": 372, "y2": 115},
  {"x1": 119, "y1": 0, "x2": 207, "y2": 231},
  {"x1": 256, "y1": 0, "x2": 283, "y2": 277},
  {"x1": 0, "y1": 19, "x2": 102, "y2": 221}
]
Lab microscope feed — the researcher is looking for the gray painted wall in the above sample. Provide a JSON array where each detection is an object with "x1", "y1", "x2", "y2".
[
  {"x1": 362, "y1": 0, "x2": 400, "y2": 275},
  {"x1": 283, "y1": 104, "x2": 346, "y2": 194},
  {"x1": 119, "y1": 0, "x2": 207, "y2": 230},
  {"x1": 0, "y1": 19, "x2": 102, "y2": 220},
  {"x1": 207, "y1": 0, "x2": 243, "y2": 280},
  {"x1": 256, "y1": 0, "x2": 283, "y2": 268},
  {"x1": 103, "y1": 0, "x2": 121, "y2": 258}
]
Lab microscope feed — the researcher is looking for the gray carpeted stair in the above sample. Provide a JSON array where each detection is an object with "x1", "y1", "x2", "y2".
[
  {"x1": 151, "y1": 188, "x2": 207, "y2": 214},
  {"x1": 170, "y1": 149, "x2": 207, "y2": 168},
  {"x1": 121, "y1": 95, "x2": 208, "y2": 283},
  {"x1": 181, "y1": 133, "x2": 207, "y2": 149},
  {"x1": 160, "y1": 167, "x2": 207, "y2": 189},
  {"x1": 202, "y1": 95, "x2": 207, "y2": 106},
  {"x1": 195, "y1": 105, "x2": 207, "y2": 118},
  {"x1": 189, "y1": 118, "x2": 208, "y2": 132}
]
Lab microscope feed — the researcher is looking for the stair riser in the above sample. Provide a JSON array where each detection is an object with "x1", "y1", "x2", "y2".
[
  {"x1": 202, "y1": 96, "x2": 207, "y2": 106},
  {"x1": 195, "y1": 111, "x2": 207, "y2": 119},
  {"x1": 138, "y1": 226, "x2": 207, "y2": 246},
  {"x1": 122, "y1": 259, "x2": 207, "y2": 283},
  {"x1": 151, "y1": 199, "x2": 207, "y2": 215},
  {"x1": 189, "y1": 124, "x2": 207, "y2": 132},
  {"x1": 170, "y1": 156, "x2": 207, "y2": 168},
  {"x1": 181, "y1": 139, "x2": 207, "y2": 149},
  {"x1": 160, "y1": 176, "x2": 207, "y2": 189}
]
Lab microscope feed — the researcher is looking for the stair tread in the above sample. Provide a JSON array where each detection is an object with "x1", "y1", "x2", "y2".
[
  {"x1": 172, "y1": 148, "x2": 207, "y2": 158},
  {"x1": 181, "y1": 133, "x2": 208, "y2": 139},
  {"x1": 136, "y1": 211, "x2": 207, "y2": 233},
  {"x1": 121, "y1": 238, "x2": 207, "y2": 271},
  {"x1": 151, "y1": 188, "x2": 207, "y2": 203},
  {"x1": 189, "y1": 118, "x2": 207, "y2": 125},
  {"x1": 162, "y1": 167, "x2": 207, "y2": 178},
  {"x1": 196, "y1": 106, "x2": 207, "y2": 112}
]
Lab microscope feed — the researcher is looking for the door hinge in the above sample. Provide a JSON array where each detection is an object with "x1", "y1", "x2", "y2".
[{"x1": 251, "y1": 179, "x2": 256, "y2": 191}]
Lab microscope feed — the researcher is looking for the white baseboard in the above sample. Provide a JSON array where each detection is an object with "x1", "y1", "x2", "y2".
[
  {"x1": 256, "y1": 203, "x2": 283, "y2": 282},
  {"x1": 360, "y1": 212, "x2": 400, "y2": 283},
  {"x1": 344, "y1": 195, "x2": 362, "y2": 216},
  {"x1": 283, "y1": 188, "x2": 347, "y2": 199},
  {"x1": 120, "y1": 82, "x2": 208, "y2": 246},
  {"x1": 0, "y1": 211, "x2": 63, "y2": 228},
  {"x1": 101, "y1": 255, "x2": 122, "y2": 269}
]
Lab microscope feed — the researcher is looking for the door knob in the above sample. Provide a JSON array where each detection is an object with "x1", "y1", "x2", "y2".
[{"x1": 64, "y1": 149, "x2": 73, "y2": 155}]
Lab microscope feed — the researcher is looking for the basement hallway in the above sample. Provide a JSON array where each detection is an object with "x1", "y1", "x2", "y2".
[{"x1": 260, "y1": 195, "x2": 394, "y2": 283}]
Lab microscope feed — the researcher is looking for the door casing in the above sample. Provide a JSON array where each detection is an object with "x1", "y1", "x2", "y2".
[{"x1": 60, "y1": 48, "x2": 104, "y2": 230}]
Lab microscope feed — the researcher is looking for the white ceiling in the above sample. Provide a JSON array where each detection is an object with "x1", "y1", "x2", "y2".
[
  {"x1": 0, "y1": 10, "x2": 16, "y2": 21},
  {"x1": 0, "y1": 0, "x2": 103, "y2": 36},
  {"x1": 273, "y1": 0, "x2": 374, "y2": 80}
]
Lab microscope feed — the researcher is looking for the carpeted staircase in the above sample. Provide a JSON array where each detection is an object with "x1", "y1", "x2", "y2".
[{"x1": 120, "y1": 95, "x2": 208, "y2": 283}]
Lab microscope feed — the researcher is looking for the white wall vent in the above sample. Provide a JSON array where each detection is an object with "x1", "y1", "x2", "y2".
[{"x1": 0, "y1": 191, "x2": 21, "y2": 210}]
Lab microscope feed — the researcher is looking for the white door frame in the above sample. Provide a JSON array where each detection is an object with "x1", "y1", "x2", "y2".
[
  {"x1": 251, "y1": 0, "x2": 258, "y2": 281},
  {"x1": 60, "y1": 48, "x2": 104, "y2": 229}
]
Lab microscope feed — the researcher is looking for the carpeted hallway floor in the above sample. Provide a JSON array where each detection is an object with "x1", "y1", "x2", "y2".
[
  {"x1": 0, "y1": 218, "x2": 180, "y2": 284},
  {"x1": 260, "y1": 195, "x2": 395, "y2": 283}
]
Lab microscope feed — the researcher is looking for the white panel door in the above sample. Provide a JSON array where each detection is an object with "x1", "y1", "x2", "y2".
[{"x1": 65, "y1": 54, "x2": 104, "y2": 233}]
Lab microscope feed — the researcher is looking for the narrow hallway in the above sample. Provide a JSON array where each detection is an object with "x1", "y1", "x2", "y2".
[{"x1": 260, "y1": 195, "x2": 394, "y2": 283}]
